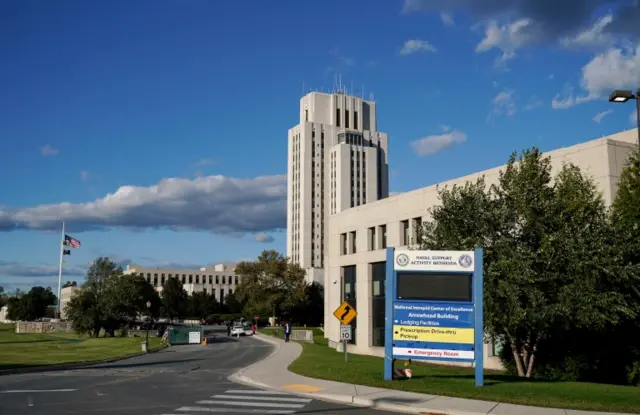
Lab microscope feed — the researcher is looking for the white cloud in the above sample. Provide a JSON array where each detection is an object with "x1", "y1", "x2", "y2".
[
  {"x1": 0, "y1": 260, "x2": 86, "y2": 279},
  {"x1": 410, "y1": 130, "x2": 467, "y2": 156},
  {"x1": 524, "y1": 96, "x2": 543, "y2": 111},
  {"x1": 440, "y1": 12, "x2": 454, "y2": 26},
  {"x1": 80, "y1": 170, "x2": 90, "y2": 181},
  {"x1": 440, "y1": 125, "x2": 452, "y2": 132},
  {"x1": 593, "y1": 109, "x2": 613, "y2": 123},
  {"x1": 400, "y1": 39, "x2": 437, "y2": 55},
  {"x1": 327, "y1": 48, "x2": 355, "y2": 73},
  {"x1": 40, "y1": 145, "x2": 59, "y2": 156},
  {"x1": 559, "y1": 14, "x2": 615, "y2": 49},
  {"x1": 475, "y1": 19, "x2": 538, "y2": 66},
  {"x1": 193, "y1": 158, "x2": 215, "y2": 167},
  {"x1": 0, "y1": 174, "x2": 287, "y2": 235},
  {"x1": 553, "y1": 43, "x2": 640, "y2": 109},
  {"x1": 254, "y1": 232, "x2": 275, "y2": 243},
  {"x1": 490, "y1": 89, "x2": 517, "y2": 117}
]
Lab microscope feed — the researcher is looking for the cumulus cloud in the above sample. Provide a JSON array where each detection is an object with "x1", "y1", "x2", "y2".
[
  {"x1": 254, "y1": 232, "x2": 275, "y2": 243},
  {"x1": 40, "y1": 145, "x2": 59, "y2": 156},
  {"x1": 593, "y1": 109, "x2": 613, "y2": 123},
  {"x1": 400, "y1": 39, "x2": 437, "y2": 55},
  {"x1": 440, "y1": 12, "x2": 454, "y2": 26},
  {"x1": 559, "y1": 14, "x2": 616, "y2": 49},
  {"x1": 402, "y1": 0, "x2": 640, "y2": 39},
  {"x1": 475, "y1": 19, "x2": 539, "y2": 66},
  {"x1": 553, "y1": 44, "x2": 640, "y2": 109},
  {"x1": 410, "y1": 130, "x2": 467, "y2": 156},
  {"x1": 489, "y1": 89, "x2": 517, "y2": 118},
  {"x1": 0, "y1": 260, "x2": 86, "y2": 278},
  {"x1": 524, "y1": 96, "x2": 543, "y2": 110},
  {"x1": 0, "y1": 174, "x2": 288, "y2": 234}
]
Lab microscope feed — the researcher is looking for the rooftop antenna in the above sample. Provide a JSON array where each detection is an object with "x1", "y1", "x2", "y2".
[{"x1": 351, "y1": 81, "x2": 354, "y2": 97}]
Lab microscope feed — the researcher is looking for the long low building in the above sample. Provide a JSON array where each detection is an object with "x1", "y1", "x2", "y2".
[
  {"x1": 324, "y1": 128, "x2": 639, "y2": 370},
  {"x1": 123, "y1": 263, "x2": 241, "y2": 301}
]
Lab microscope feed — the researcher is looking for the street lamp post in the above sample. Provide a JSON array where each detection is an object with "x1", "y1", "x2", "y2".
[
  {"x1": 609, "y1": 89, "x2": 640, "y2": 147},
  {"x1": 145, "y1": 301, "x2": 151, "y2": 346}
]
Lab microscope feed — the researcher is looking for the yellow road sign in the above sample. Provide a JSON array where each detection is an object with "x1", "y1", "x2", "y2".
[{"x1": 333, "y1": 301, "x2": 358, "y2": 325}]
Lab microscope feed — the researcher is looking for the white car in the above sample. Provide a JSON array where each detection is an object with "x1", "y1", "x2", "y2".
[{"x1": 231, "y1": 325, "x2": 246, "y2": 336}]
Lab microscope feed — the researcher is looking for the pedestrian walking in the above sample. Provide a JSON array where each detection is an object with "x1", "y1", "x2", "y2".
[
  {"x1": 284, "y1": 322, "x2": 291, "y2": 343},
  {"x1": 252, "y1": 323, "x2": 256, "y2": 335},
  {"x1": 226, "y1": 322, "x2": 231, "y2": 336}
]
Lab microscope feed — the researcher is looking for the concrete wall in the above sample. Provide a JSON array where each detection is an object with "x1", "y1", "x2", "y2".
[
  {"x1": 16, "y1": 321, "x2": 73, "y2": 333},
  {"x1": 324, "y1": 129, "x2": 638, "y2": 370}
]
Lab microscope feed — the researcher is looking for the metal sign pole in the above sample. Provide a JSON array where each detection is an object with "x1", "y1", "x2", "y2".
[{"x1": 344, "y1": 339, "x2": 348, "y2": 362}]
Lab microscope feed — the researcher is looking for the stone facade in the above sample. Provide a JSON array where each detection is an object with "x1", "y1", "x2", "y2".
[{"x1": 16, "y1": 321, "x2": 73, "y2": 334}]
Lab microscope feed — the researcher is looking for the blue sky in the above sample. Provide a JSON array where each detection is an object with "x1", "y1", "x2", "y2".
[{"x1": 1, "y1": 0, "x2": 639, "y2": 292}]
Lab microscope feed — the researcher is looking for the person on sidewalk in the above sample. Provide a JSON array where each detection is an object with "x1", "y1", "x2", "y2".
[
  {"x1": 226, "y1": 321, "x2": 231, "y2": 336},
  {"x1": 284, "y1": 322, "x2": 292, "y2": 342},
  {"x1": 252, "y1": 323, "x2": 256, "y2": 335}
]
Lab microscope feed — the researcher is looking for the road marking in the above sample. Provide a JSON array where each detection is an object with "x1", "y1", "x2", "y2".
[
  {"x1": 175, "y1": 407, "x2": 295, "y2": 414},
  {"x1": 280, "y1": 384, "x2": 323, "y2": 393},
  {"x1": 0, "y1": 389, "x2": 78, "y2": 393},
  {"x1": 196, "y1": 400, "x2": 305, "y2": 409},
  {"x1": 224, "y1": 389, "x2": 292, "y2": 395},
  {"x1": 211, "y1": 394, "x2": 312, "y2": 403}
]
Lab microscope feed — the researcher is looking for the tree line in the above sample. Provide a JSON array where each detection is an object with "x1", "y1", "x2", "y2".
[
  {"x1": 62, "y1": 251, "x2": 322, "y2": 336},
  {"x1": 4, "y1": 286, "x2": 57, "y2": 321},
  {"x1": 419, "y1": 147, "x2": 640, "y2": 385}
]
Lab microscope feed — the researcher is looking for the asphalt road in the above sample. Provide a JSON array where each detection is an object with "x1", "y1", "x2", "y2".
[{"x1": 0, "y1": 326, "x2": 400, "y2": 415}]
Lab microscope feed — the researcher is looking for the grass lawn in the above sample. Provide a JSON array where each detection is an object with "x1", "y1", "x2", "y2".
[
  {"x1": 0, "y1": 323, "x2": 164, "y2": 370},
  {"x1": 260, "y1": 326, "x2": 640, "y2": 414}
]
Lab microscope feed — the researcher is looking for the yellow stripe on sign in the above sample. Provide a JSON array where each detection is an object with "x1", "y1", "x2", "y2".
[{"x1": 393, "y1": 326, "x2": 474, "y2": 344}]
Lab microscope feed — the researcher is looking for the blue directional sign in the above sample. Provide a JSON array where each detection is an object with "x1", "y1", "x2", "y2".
[{"x1": 384, "y1": 248, "x2": 484, "y2": 387}]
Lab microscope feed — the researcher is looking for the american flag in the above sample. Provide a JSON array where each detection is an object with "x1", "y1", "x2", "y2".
[{"x1": 64, "y1": 234, "x2": 81, "y2": 248}]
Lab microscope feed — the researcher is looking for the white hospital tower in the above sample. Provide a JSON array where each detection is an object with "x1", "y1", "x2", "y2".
[{"x1": 286, "y1": 89, "x2": 639, "y2": 370}]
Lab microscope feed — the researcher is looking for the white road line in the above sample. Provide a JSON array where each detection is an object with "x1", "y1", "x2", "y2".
[
  {"x1": 212, "y1": 394, "x2": 311, "y2": 403},
  {"x1": 175, "y1": 407, "x2": 295, "y2": 414},
  {"x1": 224, "y1": 389, "x2": 292, "y2": 395},
  {"x1": 0, "y1": 389, "x2": 78, "y2": 393},
  {"x1": 196, "y1": 400, "x2": 305, "y2": 409}
]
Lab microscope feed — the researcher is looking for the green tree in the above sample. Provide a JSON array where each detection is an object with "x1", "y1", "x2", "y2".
[
  {"x1": 66, "y1": 257, "x2": 124, "y2": 336},
  {"x1": 188, "y1": 291, "x2": 219, "y2": 319},
  {"x1": 291, "y1": 282, "x2": 324, "y2": 326},
  {"x1": 105, "y1": 274, "x2": 161, "y2": 323},
  {"x1": 5, "y1": 286, "x2": 56, "y2": 321},
  {"x1": 161, "y1": 277, "x2": 188, "y2": 320},
  {"x1": 62, "y1": 281, "x2": 78, "y2": 288},
  {"x1": 234, "y1": 250, "x2": 307, "y2": 323},
  {"x1": 222, "y1": 291, "x2": 243, "y2": 314},
  {"x1": 421, "y1": 148, "x2": 634, "y2": 378}
]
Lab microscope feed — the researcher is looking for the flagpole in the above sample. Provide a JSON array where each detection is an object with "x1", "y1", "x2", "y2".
[{"x1": 56, "y1": 221, "x2": 65, "y2": 317}]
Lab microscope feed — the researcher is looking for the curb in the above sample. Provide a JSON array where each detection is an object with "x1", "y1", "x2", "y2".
[
  {"x1": 228, "y1": 334, "x2": 479, "y2": 415},
  {"x1": 0, "y1": 344, "x2": 169, "y2": 376}
]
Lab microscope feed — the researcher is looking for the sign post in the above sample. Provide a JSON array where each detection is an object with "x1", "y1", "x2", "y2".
[
  {"x1": 333, "y1": 301, "x2": 358, "y2": 363},
  {"x1": 384, "y1": 247, "x2": 484, "y2": 387}
]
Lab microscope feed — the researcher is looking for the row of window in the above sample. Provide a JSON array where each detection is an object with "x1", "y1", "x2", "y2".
[
  {"x1": 139, "y1": 273, "x2": 240, "y2": 288},
  {"x1": 336, "y1": 108, "x2": 359, "y2": 130},
  {"x1": 339, "y1": 216, "x2": 423, "y2": 255}
]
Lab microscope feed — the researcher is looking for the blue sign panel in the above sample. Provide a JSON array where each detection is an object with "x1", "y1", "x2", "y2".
[{"x1": 384, "y1": 247, "x2": 484, "y2": 387}]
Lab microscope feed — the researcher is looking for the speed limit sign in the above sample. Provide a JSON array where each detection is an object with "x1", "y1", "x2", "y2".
[{"x1": 340, "y1": 324, "x2": 352, "y2": 341}]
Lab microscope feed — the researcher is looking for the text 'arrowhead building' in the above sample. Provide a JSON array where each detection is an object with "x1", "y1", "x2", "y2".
[{"x1": 286, "y1": 91, "x2": 389, "y2": 284}]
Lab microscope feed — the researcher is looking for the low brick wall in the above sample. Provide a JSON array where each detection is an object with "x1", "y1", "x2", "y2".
[{"x1": 15, "y1": 321, "x2": 73, "y2": 334}]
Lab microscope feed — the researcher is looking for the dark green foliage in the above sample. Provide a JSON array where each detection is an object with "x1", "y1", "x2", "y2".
[
  {"x1": 6, "y1": 286, "x2": 56, "y2": 321},
  {"x1": 420, "y1": 146, "x2": 640, "y2": 383}
]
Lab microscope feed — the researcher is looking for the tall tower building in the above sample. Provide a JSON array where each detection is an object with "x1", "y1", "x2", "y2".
[{"x1": 286, "y1": 91, "x2": 389, "y2": 283}]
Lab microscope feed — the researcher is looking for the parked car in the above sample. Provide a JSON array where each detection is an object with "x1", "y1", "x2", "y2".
[{"x1": 230, "y1": 325, "x2": 246, "y2": 336}]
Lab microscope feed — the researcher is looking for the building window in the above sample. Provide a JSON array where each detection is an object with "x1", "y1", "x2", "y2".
[
  {"x1": 380, "y1": 225, "x2": 387, "y2": 249},
  {"x1": 341, "y1": 233, "x2": 348, "y2": 255},
  {"x1": 336, "y1": 108, "x2": 341, "y2": 127},
  {"x1": 354, "y1": 111, "x2": 358, "y2": 129},
  {"x1": 188, "y1": 275, "x2": 193, "y2": 284},
  {"x1": 350, "y1": 231, "x2": 356, "y2": 253},
  {"x1": 305, "y1": 109, "x2": 308, "y2": 121},
  {"x1": 371, "y1": 261, "x2": 386, "y2": 347},
  {"x1": 412, "y1": 217, "x2": 422, "y2": 244},
  {"x1": 216, "y1": 275, "x2": 220, "y2": 284},
  {"x1": 368, "y1": 227, "x2": 376, "y2": 250},
  {"x1": 161, "y1": 276, "x2": 165, "y2": 285},
  {"x1": 222, "y1": 276, "x2": 226, "y2": 284},
  {"x1": 196, "y1": 275, "x2": 200, "y2": 284},
  {"x1": 345, "y1": 110, "x2": 350, "y2": 128},
  {"x1": 342, "y1": 265, "x2": 357, "y2": 345},
  {"x1": 209, "y1": 275, "x2": 213, "y2": 284},
  {"x1": 402, "y1": 220, "x2": 409, "y2": 245}
]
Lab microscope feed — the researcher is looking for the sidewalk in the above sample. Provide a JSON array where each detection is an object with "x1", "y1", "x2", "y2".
[{"x1": 228, "y1": 333, "x2": 631, "y2": 415}]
